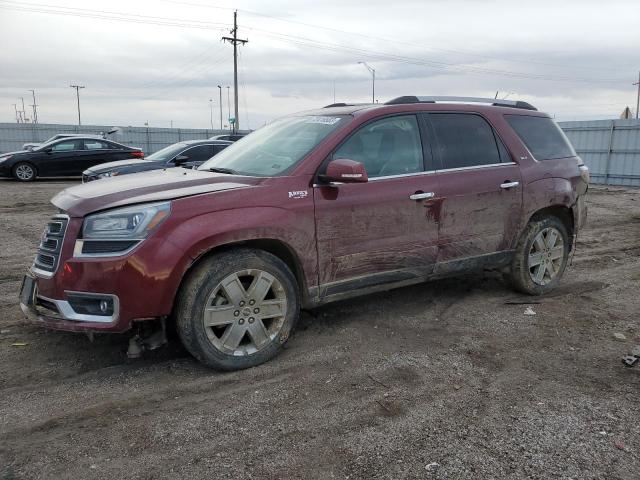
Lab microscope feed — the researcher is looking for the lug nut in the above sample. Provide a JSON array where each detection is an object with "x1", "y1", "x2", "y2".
[
  {"x1": 248, "y1": 317, "x2": 255, "y2": 324},
  {"x1": 234, "y1": 310, "x2": 240, "y2": 317},
  {"x1": 253, "y1": 308, "x2": 259, "y2": 314},
  {"x1": 249, "y1": 300, "x2": 255, "y2": 305},
  {"x1": 239, "y1": 318, "x2": 245, "y2": 325},
  {"x1": 239, "y1": 301, "x2": 245, "y2": 307}
]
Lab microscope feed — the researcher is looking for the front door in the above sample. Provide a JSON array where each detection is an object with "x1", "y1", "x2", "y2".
[
  {"x1": 313, "y1": 114, "x2": 440, "y2": 297},
  {"x1": 41, "y1": 139, "x2": 83, "y2": 176},
  {"x1": 425, "y1": 113, "x2": 523, "y2": 268}
]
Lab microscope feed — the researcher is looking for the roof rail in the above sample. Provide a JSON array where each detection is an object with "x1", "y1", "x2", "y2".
[
  {"x1": 323, "y1": 102, "x2": 371, "y2": 108},
  {"x1": 385, "y1": 96, "x2": 537, "y2": 111}
]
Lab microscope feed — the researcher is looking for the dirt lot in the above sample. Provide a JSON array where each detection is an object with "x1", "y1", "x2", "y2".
[{"x1": 0, "y1": 180, "x2": 639, "y2": 480}]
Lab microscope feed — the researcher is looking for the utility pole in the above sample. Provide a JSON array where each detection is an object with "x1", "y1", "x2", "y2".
[
  {"x1": 222, "y1": 11, "x2": 247, "y2": 132},
  {"x1": 28, "y1": 89, "x2": 38, "y2": 124},
  {"x1": 358, "y1": 62, "x2": 375, "y2": 103},
  {"x1": 12, "y1": 103, "x2": 20, "y2": 123},
  {"x1": 633, "y1": 71, "x2": 640, "y2": 120},
  {"x1": 217, "y1": 85, "x2": 223, "y2": 131},
  {"x1": 70, "y1": 85, "x2": 85, "y2": 125}
]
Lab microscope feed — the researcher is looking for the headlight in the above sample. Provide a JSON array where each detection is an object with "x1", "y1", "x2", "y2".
[
  {"x1": 82, "y1": 202, "x2": 171, "y2": 239},
  {"x1": 97, "y1": 170, "x2": 119, "y2": 178}
]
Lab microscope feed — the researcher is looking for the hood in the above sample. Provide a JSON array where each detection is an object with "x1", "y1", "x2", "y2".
[
  {"x1": 84, "y1": 158, "x2": 155, "y2": 174},
  {"x1": 53, "y1": 167, "x2": 258, "y2": 217},
  {"x1": 0, "y1": 149, "x2": 30, "y2": 157}
]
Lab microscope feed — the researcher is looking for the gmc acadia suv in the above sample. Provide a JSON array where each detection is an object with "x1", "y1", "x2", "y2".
[{"x1": 19, "y1": 96, "x2": 589, "y2": 370}]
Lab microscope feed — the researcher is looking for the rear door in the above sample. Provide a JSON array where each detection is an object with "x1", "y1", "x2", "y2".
[
  {"x1": 425, "y1": 112, "x2": 522, "y2": 268},
  {"x1": 76, "y1": 139, "x2": 123, "y2": 173},
  {"x1": 313, "y1": 114, "x2": 441, "y2": 295}
]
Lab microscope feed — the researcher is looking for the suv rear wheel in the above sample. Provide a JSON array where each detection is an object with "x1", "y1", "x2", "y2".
[
  {"x1": 504, "y1": 216, "x2": 570, "y2": 295},
  {"x1": 175, "y1": 248, "x2": 299, "y2": 370}
]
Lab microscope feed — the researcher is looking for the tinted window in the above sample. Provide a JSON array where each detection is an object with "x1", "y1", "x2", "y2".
[
  {"x1": 182, "y1": 145, "x2": 213, "y2": 162},
  {"x1": 430, "y1": 114, "x2": 501, "y2": 169},
  {"x1": 212, "y1": 144, "x2": 229, "y2": 155},
  {"x1": 506, "y1": 115, "x2": 576, "y2": 160},
  {"x1": 51, "y1": 140, "x2": 80, "y2": 152},
  {"x1": 84, "y1": 140, "x2": 110, "y2": 150},
  {"x1": 333, "y1": 115, "x2": 424, "y2": 177}
]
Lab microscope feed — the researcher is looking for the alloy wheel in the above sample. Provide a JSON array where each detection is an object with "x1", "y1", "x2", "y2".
[
  {"x1": 527, "y1": 227, "x2": 565, "y2": 286},
  {"x1": 202, "y1": 269, "x2": 287, "y2": 356},
  {"x1": 15, "y1": 164, "x2": 34, "y2": 181}
]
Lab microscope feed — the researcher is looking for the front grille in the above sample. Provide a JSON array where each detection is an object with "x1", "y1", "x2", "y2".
[{"x1": 34, "y1": 216, "x2": 69, "y2": 274}]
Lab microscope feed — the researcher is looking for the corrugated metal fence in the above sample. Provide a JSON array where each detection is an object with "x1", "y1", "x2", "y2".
[
  {"x1": 558, "y1": 119, "x2": 640, "y2": 187},
  {"x1": 1, "y1": 119, "x2": 639, "y2": 186},
  {"x1": 0, "y1": 123, "x2": 238, "y2": 156}
]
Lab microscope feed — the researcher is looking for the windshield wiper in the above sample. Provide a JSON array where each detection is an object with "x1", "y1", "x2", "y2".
[{"x1": 207, "y1": 167, "x2": 238, "y2": 174}]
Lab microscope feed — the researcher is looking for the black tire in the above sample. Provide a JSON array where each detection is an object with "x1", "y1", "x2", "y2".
[
  {"x1": 175, "y1": 248, "x2": 300, "y2": 371},
  {"x1": 12, "y1": 162, "x2": 37, "y2": 182},
  {"x1": 504, "y1": 216, "x2": 570, "y2": 295}
]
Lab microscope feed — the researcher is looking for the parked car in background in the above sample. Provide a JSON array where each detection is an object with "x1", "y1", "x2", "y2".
[
  {"x1": 20, "y1": 96, "x2": 588, "y2": 371},
  {"x1": 209, "y1": 133, "x2": 249, "y2": 142},
  {"x1": 0, "y1": 137, "x2": 143, "y2": 181},
  {"x1": 22, "y1": 128, "x2": 121, "y2": 150},
  {"x1": 82, "y1": 139, "x2": 232, "y2": 182},
  {"x1": 22, "y1": 134, "x2": 103, "y2": 151}
]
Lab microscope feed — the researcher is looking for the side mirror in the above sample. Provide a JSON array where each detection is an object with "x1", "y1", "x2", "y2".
[
  {"x1": 323, "y1": 158, "x2": 368, "y2": 184},
  {"x1": 174, "y1": 154, "x2": 189, "y2": 164}
]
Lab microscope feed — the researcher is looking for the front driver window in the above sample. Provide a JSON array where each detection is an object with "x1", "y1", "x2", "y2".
[{"x1": 333, "y1": 115, "x2": 424, "y2": 178}]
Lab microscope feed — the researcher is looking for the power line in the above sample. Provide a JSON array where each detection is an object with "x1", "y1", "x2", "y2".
[{"x1": 2, "y1": 0, "x2": 629, "y2": 86}]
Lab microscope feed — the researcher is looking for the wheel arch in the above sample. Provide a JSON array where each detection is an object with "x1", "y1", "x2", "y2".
[
  {"x1": 527, "y1": 205, "x2": 575, "y2": 249},
  {"x1": 179, "y1": 237, "x2": 309, "y2": 307}
]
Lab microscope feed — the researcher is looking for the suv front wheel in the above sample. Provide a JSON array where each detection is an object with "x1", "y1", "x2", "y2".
[
  {"x1": 175, "y1": 248, "x2": 299, "y2": 370},
  {"x1": 505, "y1": 216, "x2": 570, "y2": 295}
]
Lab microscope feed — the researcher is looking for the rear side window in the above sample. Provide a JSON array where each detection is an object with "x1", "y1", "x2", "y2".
[
  {"x1": 183, "y1": 145, "x2": 214, "y2": 162},
  {"x1": 429, "y1": 113, "x2": 502, "y2": 169},
  {"x1": 505, "y1": 115, "x2": 576, "y2": 160}
]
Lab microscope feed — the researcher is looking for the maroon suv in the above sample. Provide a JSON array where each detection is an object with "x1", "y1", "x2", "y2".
[{"x1": 20, "y1": 96, "x2": 589, "y2": 370}]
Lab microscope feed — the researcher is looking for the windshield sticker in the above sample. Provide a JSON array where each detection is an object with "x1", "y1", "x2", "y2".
[{"x1": 304, "y1": 116, "x2": 341, "y2": 125}]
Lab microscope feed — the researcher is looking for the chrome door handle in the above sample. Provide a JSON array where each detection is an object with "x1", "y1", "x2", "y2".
[
  {"x1": 500, "y1": 181, "x2": 519, "y2": 189},
  {"x1": 409, "y1": 192, "x2": 435, "y2": 200}
]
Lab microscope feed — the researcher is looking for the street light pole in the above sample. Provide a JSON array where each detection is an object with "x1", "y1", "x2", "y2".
[
  {"x1": 217, "y1": 85, "x2": 223, "y2": 131},
  {"x1": 358, "y1": 62, "x2": 375, "y2": 103},
  {"x1": 226, "y1": 86, "x2": 231, "y2": 131},
  {"x1": 209, "y1": 99, "x2": 214, "y2": 130},
  {"x1": 633, "y1": 70, "x2": 640, "y2": 120},
  {"x1": 70, "y1": 85, "x2": 85, "y2": 125}
]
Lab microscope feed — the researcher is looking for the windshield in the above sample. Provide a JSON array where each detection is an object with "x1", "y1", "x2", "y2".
[
  {"x1": 199, "y1": 115, "x2": 348, "y2": 176},
  {"x1": 146, "y1": 143, "x2": 188, "y2": 162}
]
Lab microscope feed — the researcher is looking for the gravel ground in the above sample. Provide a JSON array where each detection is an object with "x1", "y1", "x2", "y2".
[{"x1": 0, "y1": 179, "x2": 639, "y2": 480}]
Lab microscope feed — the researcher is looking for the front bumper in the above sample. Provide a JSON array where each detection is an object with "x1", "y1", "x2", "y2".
[
  {"x1": 20, "y1": 272, "x2": 121, "y2": 331},
  {"x1": 19, "y1": 215, "x2": 190, "y2": 333}
]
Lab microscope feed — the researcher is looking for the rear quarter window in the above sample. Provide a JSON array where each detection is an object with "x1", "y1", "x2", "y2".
[{"x1": 505, "y1": 115, "x2": 576, "y2": 161}]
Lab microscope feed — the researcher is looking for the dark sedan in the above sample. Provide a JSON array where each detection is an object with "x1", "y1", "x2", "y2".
[
  {"x1": 0, "y1": 137, "x2": 143, "y2": 181},
  {"x1": 82, "y1": 139, "x2": 232, "y2": 182}
]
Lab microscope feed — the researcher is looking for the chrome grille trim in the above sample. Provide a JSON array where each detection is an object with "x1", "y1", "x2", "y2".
[{"x1": 33, "y1": 214, "x2": 69, "y2": 278}]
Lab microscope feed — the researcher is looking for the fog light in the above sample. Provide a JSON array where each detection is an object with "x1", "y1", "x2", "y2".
[{"x1": 67, "y1": 294, "x2": 115, "y2": 316}]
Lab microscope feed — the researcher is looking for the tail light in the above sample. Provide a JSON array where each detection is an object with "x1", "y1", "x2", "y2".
[{"x1": 131, "y1": 151, "x2": 144, "y2": 158}]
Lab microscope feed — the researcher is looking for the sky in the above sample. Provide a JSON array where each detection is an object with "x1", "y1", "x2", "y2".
[{"x1": 0, "y1": 0, "x2": 638, "y2": 130}]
